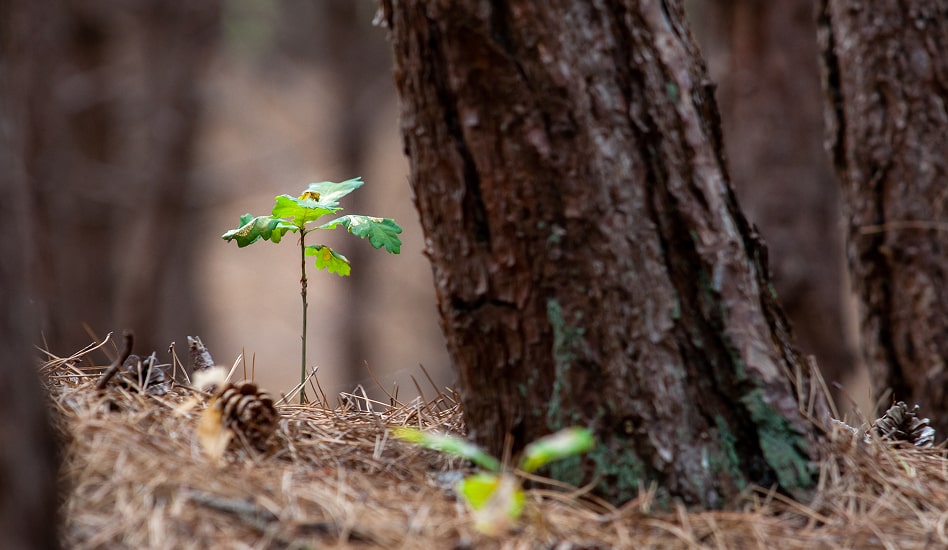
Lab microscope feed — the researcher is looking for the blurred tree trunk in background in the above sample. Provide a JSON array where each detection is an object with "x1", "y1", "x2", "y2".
[
  {"x1": 384, "y1": 0, "x2": 827, "y2": 507},
  {"x1": 819, "y1": 1, "x2": 948, "y2": 432},
  {"x1": 0, "y1": 9, "x2": 61, "y2": 548},
  {"x1": 689, "y1": 1, "x2": 854, "y2": 401},
  {"x1": 2, "y1": 0, "x2": 218, "y2": 356}
]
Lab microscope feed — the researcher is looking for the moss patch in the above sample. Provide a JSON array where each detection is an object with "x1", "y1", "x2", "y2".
[
  {"x1": 740, "y1": 389, "x2": 813, "y2": 491},
  {"x1": 547, "y1": 442, "x2": 648, "y2": 503},
  {"x1": 711, "y1": 415, "x2": 746, "y2": 485},
  {"x1": 545, "y1": 299, "x2": 586, "y2": 431},
  {"x1": 585, "y1": 442, "x2": 647, "y2": 504}
]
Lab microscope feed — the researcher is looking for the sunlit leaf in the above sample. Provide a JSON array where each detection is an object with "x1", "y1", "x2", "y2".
[
  {"x1": 458, "y1": 472, "x2": 501, "y2": 509},
  {"x1": 392, "y1": 427, "x2": 501, "y2": 472},
  {"x1": 319, "y1": 214, "x2": 403, "y2": 253},
  {"x1": 305, "y1": 245, "x2": 350, "y2": 276},
  {"x1": 518, "y1": 427, "x2": 595, "y2": 473},
  {"x1": 222, "y1": 214, "x2": 299, "y2": 247},
  {"x1": 271, "y1": 194, "x2": 340, "y2": 225},
  {"x1": 304, "y1": 177, "x2": 364, "y2": 207},
  {"x1": 458, "y1": 472, "x2": 525, "y2": 536}
]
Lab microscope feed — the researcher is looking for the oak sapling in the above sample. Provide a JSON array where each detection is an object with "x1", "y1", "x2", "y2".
[
  {"x1": 393, "y1": 426, "x2": 595, "y2": 535},
  {"x1": 222, "y1": 177, "x2": 402, "y2": 403}
]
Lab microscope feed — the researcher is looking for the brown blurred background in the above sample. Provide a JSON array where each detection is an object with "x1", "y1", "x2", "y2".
[
  {"x1": 2, "y1": 0, "x2": 864, "y2": 409},
  {"x1": 2, "y1": 0, "x2": 450, "y2": 401},
  {"x1": 197, "y1": 1, "x2": 450, "y2": 399}
]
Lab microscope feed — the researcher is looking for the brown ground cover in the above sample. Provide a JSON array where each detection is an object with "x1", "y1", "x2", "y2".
[{"x1": 45, "y1": 339, "x2": 948, "y2": 549}]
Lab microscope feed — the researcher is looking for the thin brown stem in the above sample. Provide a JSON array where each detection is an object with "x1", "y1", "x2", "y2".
[
  {"x1": 299, "y1": 230, "x2": 309, "y2": 404},
  {"x1": 95, "y1": 330, "x2": 134, "y2": 390}
]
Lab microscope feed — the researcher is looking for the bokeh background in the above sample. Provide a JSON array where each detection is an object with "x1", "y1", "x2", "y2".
[
  {"x1": 2, "y1": 0, "x2": 865, "y2": 408},
  {"x1": 197, "y1": 1, "x2": 450, "y2": 400}
]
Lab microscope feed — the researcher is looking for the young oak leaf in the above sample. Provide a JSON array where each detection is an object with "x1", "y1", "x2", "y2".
[
  {"x1": 395, "y1": 426, "x2": 595, "y2": 536},
  {"x1": 458, "y1": 472, "x2": 525, "y2": 536},
  {"x1": 392, "y1": 427, "x2": 502, "y2": 472},
  {"x1": 271, "y1": 194, "x2": 341, "y2": 225},
  {"x1": 222, "y1": 214, "x2": 299, "y2": 247},
  {"x1": 304, "y1": 177, "x2": 364, "y2": 208},
  {"x1": 518, "y1": 426, "x2": 595, "y2": 473},
  {"x1": 319, "y1": 214, "x2": 403, "y2": 253},
  {"x1": 305, "y1": 245, "x2": 350, "y2": 277}
]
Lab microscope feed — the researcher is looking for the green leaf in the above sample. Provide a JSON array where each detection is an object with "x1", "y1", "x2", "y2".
[
  {"x1": 271, "y1": 194, "x2": 341, "y2": 225},
  {"x1": 305, "y1": 245, "x2": 350, "y2": 276},
  {"x1": 319, "y1": 214, "x2": 403, "y2": 253},
  {"x1": 518, "y1": 427, "x2": 595, "y2": 473},
  {"x1": 222, "y1": 214, "x2": 299, "y2": 247},
  {"x1": 304, "y1": 177, "x2": 364, "y2": 208},
  {"x1": 458, "y1": 473, "x2": 525, "y2": 535},
  {"x1": 457, "y1": 473, "x2": 502, "y2": 510},
  {"x1": 392, "y1": 427, "x2": 501, "y2": 472}
]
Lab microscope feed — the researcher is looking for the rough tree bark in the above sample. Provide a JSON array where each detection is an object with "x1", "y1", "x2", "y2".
[
  {"x1": 383, "y1": 0, "x2": 827, "y2": 507},
  {"x1": 819, "y1": 1, "x2": 948, "y2": 432},
  {"x1": 7, "y1": 0, "x2": 218, "y2": 355},
  {"x1": 694, "y1": 0, "x2": 854, "y2": 397}
]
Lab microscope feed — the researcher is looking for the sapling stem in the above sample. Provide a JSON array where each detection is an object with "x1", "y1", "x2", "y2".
[
  {"x1": 299, "y1": 230, "x2": 309, "y2": 404},
  {"x1": 221, "y1": 178, "x2": 402, "y2": 407}
]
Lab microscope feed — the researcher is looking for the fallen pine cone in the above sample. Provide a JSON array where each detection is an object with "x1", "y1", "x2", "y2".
[
  {"x1": 871, "y1": 401, "x2": 935, "y2": 448},
  {"x1": 199, "y1": 378, "x2": 279, "y2": 459},
  {"x1": 95, "y1": 331, "x2": 171, "y2": 395},
  {"x1": 217, "y1": 381, "x2": 279, "y2": 450},
  {"x1": 188, "y1": 336, "x2": 216, "y2": 374},
  {"x1": 116, "y1": 354, "x2": 172, "y2": 395}
]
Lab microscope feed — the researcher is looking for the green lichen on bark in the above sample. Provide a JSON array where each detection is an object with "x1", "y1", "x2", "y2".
[
  {"x1": 542, "y1": 440, "x2": 646, "y2": 505},
  {"x1": 581, "y1": 442, "x2": 646, "y2": 504},
  {"x1": 740, "y1": 389, "x2": 813, "y2": 491},
  {"x1": 545, "y1": 298, "x2": 586, "y2": 431},
  {"x1": 711, "y1": 416, "x2": 746, "y2": 485},
  {"x1": 544, "y1": 455, "x2": 584, "y2": 487}
]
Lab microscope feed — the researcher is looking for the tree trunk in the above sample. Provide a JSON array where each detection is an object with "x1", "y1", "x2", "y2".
[
  {"x1": 383, "y1": 0, "x2": 827, "y2": 507},
  {"x1": 9, "y1": 0, "x2": 218, "y2": 355},
  {"x1": 819, "y1": 1, "x2": 948, "y2": 432},
  {"x1": 694, "y1": 0, "x2": 854, "y2": 399},
  {"x1": 0, "y1": 8, "x2": 61, "y2": 547}
]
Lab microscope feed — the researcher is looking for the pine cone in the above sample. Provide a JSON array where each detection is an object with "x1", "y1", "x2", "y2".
[
  {"x1": 871, "y1": 401, "x2": 935, "y2": 448},
  {"x1": 116, "y1": 354, "x2": 172, "y2": 395},
  {"x1": 215, "y1": 381, "x2": 278, "y2": 450},
  {"x1": 188, "y1": 336, "x2": 216, "y2": 373},
  {"x1": 94, "y1": 331, "x2": 170, "y2": 395}
]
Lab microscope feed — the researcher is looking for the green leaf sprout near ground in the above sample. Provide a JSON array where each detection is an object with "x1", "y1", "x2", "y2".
[
  {"x1": 393, "y1": 426, "x2": 595, "y2": 536},
  {"x1": 222, "y1": 178, "x2": 402, "y2": 403}
]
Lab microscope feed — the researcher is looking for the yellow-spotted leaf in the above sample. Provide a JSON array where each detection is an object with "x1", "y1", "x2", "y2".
[
  {"x1": 304, "y1": 177, "x2": 364, "y2": 207},
  {"x1": 221, "y1": 213, "x2": 299, "y2": 247},
  {"x1": 271, "y1": 194, "x2": 340, "y2": 225},
  {"x1": 319, "y1": 214, "x2": 402, "y2": 254},
  {"x1": 305, "y1": 245, "x2": 350, "y2": 276}
]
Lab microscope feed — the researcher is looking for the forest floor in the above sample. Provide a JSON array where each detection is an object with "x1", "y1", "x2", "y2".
[{"x1": 46, "y1": 340, "x2": 948, "y2": 549}]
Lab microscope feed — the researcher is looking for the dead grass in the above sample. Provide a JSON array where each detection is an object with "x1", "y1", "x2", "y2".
[{"x1": 43, "y1": 340, "x2": 948, "y2": 549}]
